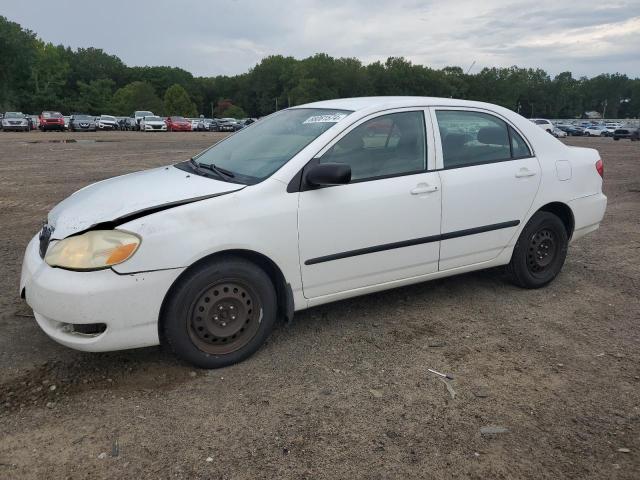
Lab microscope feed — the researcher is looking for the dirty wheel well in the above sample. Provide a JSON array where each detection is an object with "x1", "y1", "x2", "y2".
[
  {"x1": 538, "y1": 202, "x2": 574, "y2": 238},
  {"x1": 158, "y1": 250, "x2": 292, "y2": 345}
]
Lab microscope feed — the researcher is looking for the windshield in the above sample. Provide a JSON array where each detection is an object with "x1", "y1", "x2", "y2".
[
  {"x1": 42, "y1": 111, "x2": 62, "y2": 118},
  {"x1": 74, "y1": 115, "x2": 93, "y2": 121},
  {"x1": 171, "y1": 116, "x2": 186, "y2": 122},
  {"x1": 145, "y1": 116, "x2": 163, "y2": 122},
  {"x1": 4, "y1": 112, "x2": 23, "y2": 118},
  {"x1": 193, "y1": 108, "x2": 351, "y2": 183},
  {"x1": 101, "y1": 115, "x2": 116, "y2": 121}
]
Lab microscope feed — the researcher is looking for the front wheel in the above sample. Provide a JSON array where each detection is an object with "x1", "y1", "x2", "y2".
[
  {"x1": 162, "y1": 257, "x2": 277, "y2": 368},
  {"x1": 507, "y1": 212, "x2": 568, "y2": 289}
]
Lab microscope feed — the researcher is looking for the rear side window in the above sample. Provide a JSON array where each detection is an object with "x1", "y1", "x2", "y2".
[
  {"x1": 510, "y1": 127, "x2": 532, "y2": 158},
  {"x1": 436, "y1": 110, "x2": 531, "y2": 168},
  {"x1": 320, "y1": 111, "x2": 426, "y2": 181}
]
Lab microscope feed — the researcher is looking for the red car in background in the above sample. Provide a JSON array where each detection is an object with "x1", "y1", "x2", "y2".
[
  {"x1": 165, "y1": 116, "x2": 192, "y2": 132},
  {"x1": 39, "y1": 111, "x2": 65, "y2": 131}
]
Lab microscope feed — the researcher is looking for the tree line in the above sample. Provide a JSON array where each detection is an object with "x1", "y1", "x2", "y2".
[{"x1": 2, "y1": 15, "x2": 639, "y2": 119}]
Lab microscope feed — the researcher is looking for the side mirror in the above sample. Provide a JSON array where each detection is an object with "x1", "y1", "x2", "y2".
[{"x1": 306, "y1": 163, "x2": 351, "y2": 187}]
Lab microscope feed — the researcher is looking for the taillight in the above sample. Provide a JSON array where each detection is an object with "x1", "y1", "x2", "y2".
[{"x1": 595, "y1": 159, "x2": 604, "y2": 178}]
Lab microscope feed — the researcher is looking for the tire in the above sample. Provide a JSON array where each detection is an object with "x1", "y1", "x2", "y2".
[
  {"x1": 162, "y1": 257, "x2": 277, "y2": 368},
  {"x1": 507, "y1": 211, "x2": 568, "y2": 289}
]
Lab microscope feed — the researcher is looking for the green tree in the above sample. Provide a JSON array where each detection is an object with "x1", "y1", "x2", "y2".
[
  {"x1": 110, "y1": 81, "x2": 163, "y2": 115},
  {"x1": 164, "y1": 84, "x2": 197, "y2": 116},
  {"x1": 219, "y1": 104, "x2": 246, "y2": 119},
  {"x1": 75, "y1": 78, "x2": 115, "y2": 114},
  {"x1": 29, "y1": 43, "x2": 70, "y2": 111},
  {"x1": 0, "y1": 16, "x2": 39, "y2": 110}
]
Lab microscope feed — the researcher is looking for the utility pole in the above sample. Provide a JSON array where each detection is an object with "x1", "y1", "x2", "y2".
[
  {"x1": 210, "y1": 102, "x2": 214, "y2": 118},
  {"x1": 275, "y1": 97, "x2": 278, "y2": 112},
  {"x1": 602, "y1": 99, "x2": 607, "y2": 120}
]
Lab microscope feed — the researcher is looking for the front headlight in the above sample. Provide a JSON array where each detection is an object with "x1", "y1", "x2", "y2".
[{"x1": 45, "y1": 230, "x2": 141, "y2": 270}]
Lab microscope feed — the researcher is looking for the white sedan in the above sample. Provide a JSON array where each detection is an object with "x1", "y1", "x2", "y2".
[
  {"x1": 139, "y1": 116, "x2": 167, "y2": 132},
  {"x1": 20, "y1": 97, "x2": 607, "y2": 368},
  {"x1": 583, "y1": 125, "x2": 607, "y2": 136}
]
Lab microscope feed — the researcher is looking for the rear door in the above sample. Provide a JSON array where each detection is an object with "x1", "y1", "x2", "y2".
[
  {"x1": 298, "y1": 109, "x2": 442, "y2": 299},
  {"x1": 431, "y1": 108, "x2": 541, "y2": 270}
]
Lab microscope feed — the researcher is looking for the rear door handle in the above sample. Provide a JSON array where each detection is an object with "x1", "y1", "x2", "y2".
[
  {"x1": 515, "y1": 168, "x2": 537, "y2": 178},
  {"x1": 410, "y1": 183, "x2": 439, "y2": 195}
]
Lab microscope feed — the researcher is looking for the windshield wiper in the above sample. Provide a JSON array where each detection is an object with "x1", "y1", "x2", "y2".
[{"x1": 189, "y1": 158, "x2": 236, "y2": 181}]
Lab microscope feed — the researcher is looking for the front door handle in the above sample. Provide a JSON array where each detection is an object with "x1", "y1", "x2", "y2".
[
  {"x1": 515, "y1": 168, "x2": 537, "y2": 178},
  {"x1": 410, "y1": 183, "x2": 439, "y2": 195}
]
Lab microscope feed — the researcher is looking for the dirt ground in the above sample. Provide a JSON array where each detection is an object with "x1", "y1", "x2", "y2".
[{"x1": 0, "y1": 130, "x2": 638, "y2": 479}]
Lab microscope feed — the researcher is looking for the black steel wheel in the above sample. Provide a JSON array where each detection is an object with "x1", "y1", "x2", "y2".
[
  {"x1": 526, "y1": 228, "x2": 558, "y2": 277},
  {"x1": 163, "y1": 257, "x2": 277, "y2": 368},
  {"x1": 187, "y1": 280, "x2": 261, "y2": 355},
  {"x1": 507, "y1": 211, "x2": 568, "y2": 288}
]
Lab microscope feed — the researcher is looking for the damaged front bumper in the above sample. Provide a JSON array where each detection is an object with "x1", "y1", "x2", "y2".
[{"x1": 20, "y1": 234, "x2": 184, "y2": 352}]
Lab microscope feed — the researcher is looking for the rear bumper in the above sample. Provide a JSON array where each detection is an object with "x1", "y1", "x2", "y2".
[
  {"x1": 569, "y1": 192, "x2": 607, "y2": 242},
  {"x1": 20, "y1": 234, "x2": 184, "y2": 352}
]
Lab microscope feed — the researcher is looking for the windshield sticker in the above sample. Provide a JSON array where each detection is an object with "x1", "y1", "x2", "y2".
[{"x1": 303, "y1": 113, "x2": 348, "y2": 124}]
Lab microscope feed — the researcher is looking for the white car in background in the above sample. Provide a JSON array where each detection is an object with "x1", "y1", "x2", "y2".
[
  {"x1": 20, "y1": 96, "x2": 607, "y2": 368},
  {"x1": 530, "y1": 118, "x2": 554, "y2": 133},
  {"x1": 551, "y1": 127, "x2": 567, "y2": 138},
  {"x1": 583, "y1": 125, "x2": 607, "y2": 136},
  {"x1": 140, "y1": 116, "x2": 167, "y2": 132},
  {"x1": 604, "y1": 122, "x2": 622, "y2": 135},
  {"x1": 96, "y1": 115, "x2": 119, "y2": 130}
]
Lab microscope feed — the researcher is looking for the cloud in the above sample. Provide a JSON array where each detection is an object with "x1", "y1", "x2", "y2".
[{"x1": 2, "y1": 0, "x2": 639, "y2": 77}]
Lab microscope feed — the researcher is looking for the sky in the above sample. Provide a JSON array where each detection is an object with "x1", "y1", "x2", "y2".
[{"x1": 3, "y1": 0, "x2": 640, "y2": 78}]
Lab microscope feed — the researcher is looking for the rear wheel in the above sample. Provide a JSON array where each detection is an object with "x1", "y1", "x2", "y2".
[
  {"x1": 163, "y1": 257, "x2": 277, "y2": 368},
  {"x1": 507, "y1": 212, "x2": 568, "y2": 289}
]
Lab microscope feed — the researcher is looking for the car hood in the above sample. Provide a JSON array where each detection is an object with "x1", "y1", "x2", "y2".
[{"x1": 48, "y1": 165, "x2": 245, "y2": 239}]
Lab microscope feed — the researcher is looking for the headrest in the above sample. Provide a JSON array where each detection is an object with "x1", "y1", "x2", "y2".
[
  {"x1": 443, "y1": 133, "x2": 467, "y2": 149},
  {"x1": 477, "y1": 127, "x2": 508, "y2": 145}
]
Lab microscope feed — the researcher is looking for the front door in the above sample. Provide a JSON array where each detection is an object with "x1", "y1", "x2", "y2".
[{"x1": 298, "y1": 110, "x2": 442, "y2": 299}]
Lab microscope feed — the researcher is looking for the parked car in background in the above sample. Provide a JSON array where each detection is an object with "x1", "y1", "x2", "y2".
[
  {"x1": 551, "y1": 127, "x2": 567, "y2": 138},
  {"x1": 583, "y1": 125, "x2": 607, "y2": 136},
  {"x1": 123, "y1": 117, "x2": 138, "y2": 131},
  {"x1": 26, "y1": 115, "x2": 37, "y2": 131},
  {"x1": 613, "y1": 127, "x2": 639, "y2": 141},
  {"x1": 20, "y1": 96, "x2": 607, "y2": 368},
  {"x1": 218, "y1": 118, "x2": 241, "y2": 132},
  {"x1": 604, "y1": 122, "x2": 622, "y2": 135},
  {"x1": 69, "y1": 114, "x2": 97, "y2": 132},
  {"x1": 132, "y1": 111, "x2": 155, "y2": 131},
  {"x1": 207, "y1": 119, "x2": 222, "y2": 132},
  {"x1": 39, "y1": 111, "x2": 65, "y2": 131},
  {"x1": 556, "y1": 124, "x2": 584, "y2": 136},
  {"x1": 166, "y1": 116, "x2": 192, "y2": 132},
  {"x1": 140, "y1": 116, "x2": 167, "y2": 132},
  {"x1": 1, "y1": 112, "x2": 30, "y2": 132},
  {"x1": 96, "y1": 115, "x2": 119, "y2": 130},
  {"x1": 530, "y1": 118, "x2": 554, "y2": 132},
  {"x1": 190, "y1": 119, "x2": 205, "y2": 131}
]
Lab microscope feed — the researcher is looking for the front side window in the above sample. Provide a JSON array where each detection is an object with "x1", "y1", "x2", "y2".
[
  {"x1": 436, "y1": 110, "x2": 530, "y2": 168},
  {"x1": 319, "y1": 111, "x2": 426, "y2": 181},
  {"x1": 193, "y1": 108, "x2": 352, "y2": 184}
]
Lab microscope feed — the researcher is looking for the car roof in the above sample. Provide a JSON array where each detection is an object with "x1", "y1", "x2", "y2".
[{"x1": 294, "y1": 96, "x2": 512, "y2": 112}]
